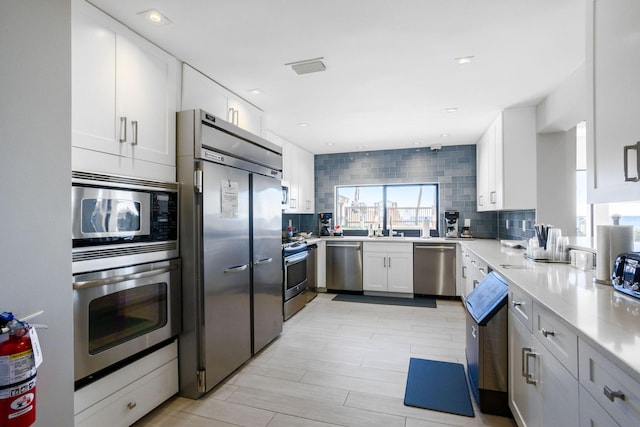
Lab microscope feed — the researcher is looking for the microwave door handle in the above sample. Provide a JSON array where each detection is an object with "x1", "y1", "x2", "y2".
[{"x1": 73, "y1": 264, "x2": 178, "y2": 290}]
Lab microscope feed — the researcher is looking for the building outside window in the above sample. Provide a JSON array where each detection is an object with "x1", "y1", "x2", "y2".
[{"x1": 335, "y1": 183, "x2": 439, "y2": 234}]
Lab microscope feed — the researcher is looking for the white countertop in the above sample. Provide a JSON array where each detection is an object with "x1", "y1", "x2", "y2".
[
  {"x1": 460, "y1": 239, "x2": 640, "y2": 384},
  {"x1": 316, "y1": 236, "x2": 464, "y2": 243}
]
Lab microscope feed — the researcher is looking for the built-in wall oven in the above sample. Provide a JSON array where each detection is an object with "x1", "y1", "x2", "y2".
[
  {"x1": 283, "y1": 242, "x2": 308, "y2": 320},
  {"x1": 73, "y1": 258, "x2": 181, "y2": 384},
  {"x1": 71, "y1": 171, "x2": 181, "y2": 387}
]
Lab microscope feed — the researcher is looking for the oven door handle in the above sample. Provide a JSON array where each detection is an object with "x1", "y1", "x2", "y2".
[
  {"x1": 284, "y1": 251, "x2": 308, "y2": 265},
  {"x1": 73, "y1": 265, "x2": 178, "y2": 290}
]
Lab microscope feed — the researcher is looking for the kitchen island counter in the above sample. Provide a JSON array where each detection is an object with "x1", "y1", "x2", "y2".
[{"x1": 460, "y1": 239, "x2": 640, "y2": 385}]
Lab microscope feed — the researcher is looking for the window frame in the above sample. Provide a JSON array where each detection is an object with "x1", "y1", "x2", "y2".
[{"x1": 334, "y1": 183, "x2": 440, "y2": 236}]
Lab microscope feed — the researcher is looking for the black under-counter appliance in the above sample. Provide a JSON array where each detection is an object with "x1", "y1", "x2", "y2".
[{"x1": 465, "y1": 271, "x2": 511, "y2": 417}]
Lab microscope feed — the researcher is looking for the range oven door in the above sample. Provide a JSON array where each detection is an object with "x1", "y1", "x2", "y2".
[
  {"x1": 284, "y1": 251, "x2": 308, "y2": 301},
  {"x1": 72, "y1": 258, "x2": 181, "y2": 385}
]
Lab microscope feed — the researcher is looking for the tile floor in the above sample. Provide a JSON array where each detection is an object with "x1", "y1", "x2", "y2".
[{"x1": 134, "y1": 293, "x2": 516, "y2": 427}]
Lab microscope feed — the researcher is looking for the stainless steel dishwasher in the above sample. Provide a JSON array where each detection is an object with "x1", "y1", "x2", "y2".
[
  {"x1": 413, "y1": 243, "x2": 456, "y2": 296},
  {"x1": 326, "y1": 241, "x2": 363, "y2": 291}
]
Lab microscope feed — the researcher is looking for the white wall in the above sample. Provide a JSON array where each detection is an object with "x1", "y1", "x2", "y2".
[
  {"x1": 536, "y1": 129, "x2": 577, "y2": 234},
  {"x1": 0, "y1": 1, "x2": 74, "y2": 426},
  {"x1": 537, "y1": 63, "x2": 586, "y2": 133}
]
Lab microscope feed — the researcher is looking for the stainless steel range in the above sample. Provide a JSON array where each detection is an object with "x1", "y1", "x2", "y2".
[{"x1": 283, "y1": 241, "x2": 309, "y2": 320}]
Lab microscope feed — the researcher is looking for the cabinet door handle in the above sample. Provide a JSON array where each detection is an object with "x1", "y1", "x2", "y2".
[
  {"x1": 541, "y1": 328, "x2": 555, "y2": 338},
  {"x1": 131, "y1": 120, "x2": 138, "y2": 146},
  {"x1": 623, "y1": 141, "x2": 640, "y2": 182},
  {"x1": 471, "y1": 325, "x2": 477, "y2": 339},
  {"x1": 383, "y1": 257, "x2": 386, "y2": 268},
  {"x1": 119, "y1": 116, "x2": 127, "y2": 143},
  {"x1": 479, "y1": 195, "x2": 484, "y2": 206},
  {"x1": 522, "y1": 348, "x2": 537, "y2": 385},
  {"x1": 603, "y1": 385, "x2": 625, "y2": 402},
  {"x1": 388, "y1": 257, "x2": 391, "y2": 268},
  {"x1": 228, "y1": 108, "x2": 239, "y2": 126},
  {"x1": 512, "y1": 300, "x2": 523, "y2": 307},
  {"x1": 462, "y1": 266, "x2": 467, "y2": 279},
  {"x1": 127, "y1": 401, "x2": 137, "y2": 410},
  {"x1": 490, "y1": 191, "x2": 496, "y2": 204},
  {"x1": 521, "y1": 347, "x2": 529, "y2": 377}
]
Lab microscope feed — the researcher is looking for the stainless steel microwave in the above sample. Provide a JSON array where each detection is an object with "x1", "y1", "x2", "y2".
[{"x1": 71, "y1": 171, "x2": 179, "y2": 273}]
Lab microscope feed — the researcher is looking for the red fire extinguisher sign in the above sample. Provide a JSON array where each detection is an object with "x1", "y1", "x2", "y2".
[{"x1": 0, "y1": 313, "x2": 37, "y2": 427}]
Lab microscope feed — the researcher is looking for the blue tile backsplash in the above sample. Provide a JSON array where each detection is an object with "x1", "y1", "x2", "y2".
[
  {"x1": 498, "y1": 210, "x2": 537, "y2": 241},
  {"x1": 314, "y1": 145, "x2": 498, "y2": 238},
  {"x1": 282, "y1": 213, "x2": 318, "y2": 236}
]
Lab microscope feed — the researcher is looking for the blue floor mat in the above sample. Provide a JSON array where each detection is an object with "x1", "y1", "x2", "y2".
[{"x1": 404, "y1": 358, "x2": 475, "y2": 417}]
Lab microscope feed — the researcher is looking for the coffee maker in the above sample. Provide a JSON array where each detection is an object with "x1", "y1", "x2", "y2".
[
  {"x1": 319, "y1": 212, "x2": 333, "y2": 236},
  {"x1": 444, "y1": 210, "x2": 459, "y2": 238}
]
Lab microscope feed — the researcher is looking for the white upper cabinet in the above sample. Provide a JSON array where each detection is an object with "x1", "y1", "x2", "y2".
[
  {"x1": 181, "y1": 63, "x2": 264, "y2": 137},
  {"x1": 180, "y1": 63, "x2": 229, "y2": 120},
  {"x1": 72, "y1": 0, "x2": 178, "y2": 176},
  {"x1": 476, "y1": 107, "x2": 537, "y2": 211},
  {"x1": 587, "y1": 0, "x2": 640, "y2": 203},
  {"x1": 282, "y1": 141, "x2": 314, "y2": 214}
]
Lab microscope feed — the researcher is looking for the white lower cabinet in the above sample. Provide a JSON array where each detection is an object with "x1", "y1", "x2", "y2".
[
  {"x1": 363, "y1": 242, "x2": 413, "y2": 293},
  {"x1": 578, "y1": 338, "x2": 640, "y2": 427},
  {"x1": 508, "y1": 309, "x2": 579, "y2": 427},
  {"x1": 580, "y1": 385, "x2": 620, "y2": 427},
  {"x1": 460, "y1": 248, "x2": 487, "y2": 300},
  {"x1": 74, "y1": 341, "x2": 178, "y2": 427}
]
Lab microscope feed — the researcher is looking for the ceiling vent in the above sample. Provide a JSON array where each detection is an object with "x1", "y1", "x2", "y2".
[{"x1": 285, "y1": 57, "x2": 326, "y2": 75}]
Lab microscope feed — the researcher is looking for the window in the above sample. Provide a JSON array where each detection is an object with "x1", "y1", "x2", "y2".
[
  {"x1": 576, "y1": 121, "x2": 590, "y2": 236},
  {"x1": 335, "y1": 184, "x2": 439, "y2": 234},
  {"x1": 576, "y1": 121, "x2": 640, "y2": 243}
]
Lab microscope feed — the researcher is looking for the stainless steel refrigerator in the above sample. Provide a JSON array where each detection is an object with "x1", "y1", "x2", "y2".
[{"x1": 177, "y1": 110, "x2": 283, "y2": 399}]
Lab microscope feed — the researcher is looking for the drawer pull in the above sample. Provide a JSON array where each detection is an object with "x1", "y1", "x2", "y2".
[
  {"x1": 541, "y1": 328, "x2": 555, "y2": 337},
  {"x1": 127, "y1": 401, "x2": 137, "y2": 410},
  {"x1": 512, "y1": 300, "x2": 523, "y2": 307},
  {"x1": 603, "y1": 385, "x2": 625, "y2": 402}
]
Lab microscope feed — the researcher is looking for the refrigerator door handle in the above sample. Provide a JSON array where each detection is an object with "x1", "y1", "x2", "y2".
[
  {"x1": 224, "y1": 264, "x2": 249, "y2": 274},
  {"x1": 254, "y1": 258, "x2": 273, "y2": 266}
]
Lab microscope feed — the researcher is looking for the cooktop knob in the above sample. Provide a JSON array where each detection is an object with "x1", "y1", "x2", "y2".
[{"x1": 632, "y1": 283, "x2": 640, "y2": 291}]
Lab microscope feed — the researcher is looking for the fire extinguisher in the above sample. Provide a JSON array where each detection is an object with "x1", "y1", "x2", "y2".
[{"x1": 0, "y1": 312, "x2": 37, "y2": 427}]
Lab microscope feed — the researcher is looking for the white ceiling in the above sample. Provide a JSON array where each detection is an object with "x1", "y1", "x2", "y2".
[{"x1": 86, "y1": 0, "x2": 585, "y2": 154}]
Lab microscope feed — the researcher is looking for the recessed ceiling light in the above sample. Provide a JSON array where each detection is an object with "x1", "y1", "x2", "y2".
[
  {"x1": 247, "y1": 88, "x2": 261, "y2": 95},
  {"x1": 138, "y1": 9, "x2": 171, "y2": 26},
  {"x1": 326, "y1": 142, "x2": 335, "y2": 146},
  {"x1": 297, "y1": 123, "x2": 309, "y2": 127},
  {"x1": 356, "y1": 146, "x2": 365, "y2": 150},
  {"x1": 455, "y1": 56, "x2": 474, "y2": 65},
  {"x1": 444, "y1": 107, "x2": 458, "y2": 113},
  {"x1": 413, "y1": 142, "x2": 421, "y2": 146},
  {"x1": 440, "y1": 133, "x2": 450, "y2": 138}
]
